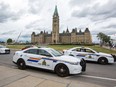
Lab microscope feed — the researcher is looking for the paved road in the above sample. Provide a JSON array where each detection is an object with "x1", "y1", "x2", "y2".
[{"x1": 0, "y1": 50, "x2": 116, "y2": 87}]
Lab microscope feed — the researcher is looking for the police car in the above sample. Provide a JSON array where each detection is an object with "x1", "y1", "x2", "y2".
[
  {"x1": 13, "y1": 47, "x2": 86, "y2": 77},
  {"x1": 64, "y1": 47, "x2": 116, "y2": 64},
  {"x1": 0, "y1": 45, "x2": 10, "y2": 54}
]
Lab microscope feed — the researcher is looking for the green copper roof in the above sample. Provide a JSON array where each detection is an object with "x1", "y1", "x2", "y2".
[{"x1": 53, "y1": 5, "x2": 58, "y2": 16}]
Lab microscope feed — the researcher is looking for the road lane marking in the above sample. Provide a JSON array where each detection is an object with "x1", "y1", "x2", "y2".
[{"x1": 81, "y1": 75, "x2": 116, "y2": 81}]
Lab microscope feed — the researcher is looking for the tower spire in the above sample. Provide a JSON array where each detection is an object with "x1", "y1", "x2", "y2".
[
  {"x1": 66, "y1": 27, "x2": 69, "y2": 33},
  {"x1": 53, "y1": 5, "x2": 59, "y2": 17}
]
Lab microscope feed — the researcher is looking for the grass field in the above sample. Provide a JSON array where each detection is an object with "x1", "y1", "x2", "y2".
[{"x1": 7, "y1": 44, "x2": 116, "y2": 54}]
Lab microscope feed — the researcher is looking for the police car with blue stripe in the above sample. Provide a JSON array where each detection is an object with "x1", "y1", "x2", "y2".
[
  {"x1": 64, "y1": 47, "x2": 116, "y2": 64},
  {"x1": 13, "y1": 47, "x2": 86, "y2": 77}
]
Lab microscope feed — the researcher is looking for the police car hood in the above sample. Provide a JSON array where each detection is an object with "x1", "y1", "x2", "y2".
[
  {"x1": 55, "y1": 55, "x2": 81, "y2": 63},
  {"x1": 96, "y1": 52, "x2": 112, "y2": 57}
]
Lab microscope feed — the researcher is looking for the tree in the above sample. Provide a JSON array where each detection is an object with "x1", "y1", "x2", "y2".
[
  {"x1": 104, "y1": 35, "x2": 111, "y2": 43},
  {"x1": 97, "y1": 32, "x2": 111, "y2": 46},
  {"x1": 7, "y1": 38, "x2": 13, "y2": 44}
]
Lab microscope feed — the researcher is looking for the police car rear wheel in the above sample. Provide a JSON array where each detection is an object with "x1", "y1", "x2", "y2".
[
  {"x1": 17, "y1": 59, "x2": 26, "y2": 70},
  {"x1": 55, "y1": 64, "x2": 69, "y2": 77},
  {"x1": 98, "y1": 58, "x2": 108, "y2": 65}
]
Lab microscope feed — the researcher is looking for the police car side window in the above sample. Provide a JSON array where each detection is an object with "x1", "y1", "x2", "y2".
[
  {"x1": 72, "y1": 48, "x2": 81, "y2": 52},
  {"x1": 76, "y1": 48, "x2": 81, "y2": 52},
  {"x1": 24, "y1": 49, "x2": 37, "y2": 54},
  {"x1": 38, "y1": 49, "x2": 52, "y2": 57},
  {"x1": 80, "y1": 49, "x2": 86, "y2": 52},
  {"x1": 85, "y1": 49, "x2": 94, "y2": 53}
]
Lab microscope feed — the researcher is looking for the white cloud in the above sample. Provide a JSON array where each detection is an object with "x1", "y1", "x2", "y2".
[{"x1": 0, "y1": 0, "x2": 116, "y2": 43}]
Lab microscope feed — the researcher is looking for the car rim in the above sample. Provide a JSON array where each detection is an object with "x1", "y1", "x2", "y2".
[
  {"x1": 59, "y1": 67, "x2": 65, "y2": 73},
  {"x1": 17, "y1": 60, "x2": 26, "y2": 69},
  {"x1": 20, "y1": 62, "x2": 23, "y2": 66},
  {"x1": 56, "y1": 64, "x2": 69, "y2": 77},
  {"x1": 99, "y1": 58, "x2": 107, "y2": 64},
  {"x1": 101, "y1": 59, "x2": 105, "y2": 63}
]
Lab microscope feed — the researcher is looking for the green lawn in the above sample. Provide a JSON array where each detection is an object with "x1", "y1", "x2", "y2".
[
  {"x1": 7, "y1": 45, "x2": 116, "y2": 54},
  {"x1": 7, "y1": 45, "x2": 26, "y2": 50}
]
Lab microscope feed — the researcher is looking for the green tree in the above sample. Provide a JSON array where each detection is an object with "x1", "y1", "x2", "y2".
[
  {"x1": 97, "y1": 32, "x2": 111, "y2": 46},
  {"x1": 7, "y1": 38, "x2": 13, "y2": 44},
  {"x1": 104, "y1": 35, "x2": 111, "y2": 43}
]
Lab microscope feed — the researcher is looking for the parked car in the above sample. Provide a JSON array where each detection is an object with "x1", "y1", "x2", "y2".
[
  {"x1": 13, "y1": 47, "x2": 86, "y2": 77},
  {"x1": 0, "y1": 45, "x2": 10, "y2": 54},
  {"x1": 63, "y1": 47, "x2": 116, "y2": 64}
]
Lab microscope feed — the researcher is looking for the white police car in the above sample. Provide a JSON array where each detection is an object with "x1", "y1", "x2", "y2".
[
  {"x1": 13, "y1": 47, "x2": 86, "y2": 77},
  {"x1": 0, "y1": 45, "x2": 10, "y2": 54},
  {"x1": 64, "y1": 47, "x2": 116, "y2": 64}
]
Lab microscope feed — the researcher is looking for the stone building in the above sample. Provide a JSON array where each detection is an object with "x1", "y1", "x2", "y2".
[{"x1": 31, "y1": 6, "x2": 92, "y2": 44}]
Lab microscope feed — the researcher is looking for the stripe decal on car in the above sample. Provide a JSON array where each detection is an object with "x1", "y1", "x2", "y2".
[
  {"x1": 27, "y1": 57, "x2": 58, "y2": 63},
  {"x1": 42, "y1": 58, "x2": 58, "y2": 62},
  {"x1": 27, "y1": 57, "x2": 41, "y2": 62},
  {"x1": 27, "y1": 57, "x2": 73, "y2": 64}
]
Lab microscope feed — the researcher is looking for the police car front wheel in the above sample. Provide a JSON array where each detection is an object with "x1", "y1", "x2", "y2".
[
  {"x1": 98, "y1": 57, "x2": 108, "y2": 65},
  {"x1": 55, "y1": 64, "x2": 69, "y2": 77},
  {"x1": 17, "y1": 59, "x2": 26, "y2": 70}
]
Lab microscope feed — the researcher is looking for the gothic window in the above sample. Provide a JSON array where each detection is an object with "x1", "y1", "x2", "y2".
[
  {"x1": 54, "y1": 20, "x2": 56, "y2": 22},
  {"x1": 54, "y1": 40, "x2": 56, "y2": 43}
]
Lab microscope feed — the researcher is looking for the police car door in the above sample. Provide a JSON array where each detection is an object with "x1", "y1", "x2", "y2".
[
  {"x1": 23, "y1": 49, "x2": 42, "y2": 67},
  {"x1": 38, "y1": 49, "x2": 53, "y2": 70},
  {"x1": 71, "y1": 48, "x2": 81, "y2": 57},
  {"x1": 84, "y1": 48, "x2": 96, "y2": 61},
  {"x1": 72, "y1": 48, "x2": 86, "y2": 58}
]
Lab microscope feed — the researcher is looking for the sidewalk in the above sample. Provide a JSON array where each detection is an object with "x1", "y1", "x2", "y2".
[{"x1": 0, "y1": 65, "x2": 105, "y2": 87}]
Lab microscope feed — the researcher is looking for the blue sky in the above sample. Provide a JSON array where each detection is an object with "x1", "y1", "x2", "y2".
[{"x1": 0, "y1": 0, "x2": 116, "y2": 43}]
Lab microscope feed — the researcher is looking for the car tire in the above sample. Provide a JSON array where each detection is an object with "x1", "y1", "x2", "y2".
[
  {"x1": 98, "y1": 57, "x2": 108, "y2": 65},
  {"x1": 55, "y1": 64, "x2": 69, "y2": 77},
  {"x1": 7, "y1": 51, "x2": 10, "y2": 54},
  {"x1": 17, "y1": 59, "x2": 26, "y2": 70}
]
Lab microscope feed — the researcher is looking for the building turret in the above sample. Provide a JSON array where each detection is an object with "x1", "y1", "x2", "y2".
[
  {"x1": 32, "y1": 32, "x2": 35, "y2": 35},
  {"x1": 84, "y1": 28, "x2": 92, "y2": 44},
  {"x1": 72, "y1": 28, "x2": 77, "y2": 33},
  {"x1": 66, "y1": 27, "x2": 69, "y2": 33},
  {"x1": 40, "y1": 31, "x2": 43, "y2": 34},
  {"x1": 79, "y1": 29, "x2": 82, "y2": 33},
  {"x1": 85, "y1": 28, "x2": 90, "y2": 33},
  {"x1": 52, "y1": 5, "x2": 59, "y2": 44},
  {"x1": 31, "y1": 32, "x2": 35, "y2": 43},
  {"x1": 63, "y1": 30, "x2": 65, "y2": 33}
]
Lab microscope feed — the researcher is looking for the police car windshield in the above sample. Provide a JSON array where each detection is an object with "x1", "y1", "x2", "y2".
[{"x1": 48, "y1": 49, "x2": 63, "y2": 57}]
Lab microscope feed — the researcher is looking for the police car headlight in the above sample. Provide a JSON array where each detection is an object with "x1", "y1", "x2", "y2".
[
  {"x1": 106, "y1": 55, "x2": 113, "y2": 58},
  {"x1": 69, "y1": 62, "x2": 79, "y2": 65}
]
